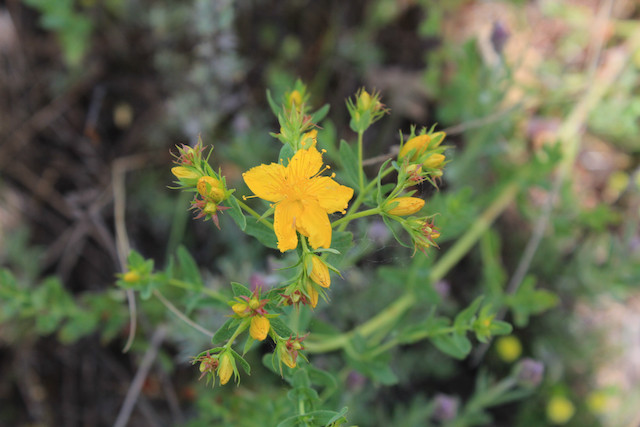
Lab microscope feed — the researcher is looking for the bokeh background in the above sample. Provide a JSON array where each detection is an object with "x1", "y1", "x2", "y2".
[{"x1": 1, "y1": 0, "x2": 640, "y2": 426}]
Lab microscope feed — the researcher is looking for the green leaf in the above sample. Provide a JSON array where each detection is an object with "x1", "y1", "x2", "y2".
[
  {"x1": 244, "y1": 219, "x2": 278, "y2": 249},
  {"x1": 326, "y1": 231, "x2": 353, "y2": 267},
  {"x1": 310, "y1": 104, "x2": 330, "y2": 124},
  {"x1": 338, "y1": 139, "x2": 360, "y2": 189},
  {"x1": 454, "y1": 296, "x2": 484, "y2": 330},
  {"x1": 382, "y1": 215, "x2": 412, "y2": 248},
  {"x1": 227, "y1": 196, "x2": 247, "y2": 231},
  {"x1": 211, "y1": 318, "x2": 238, "y2": 344},
  {"x1": 242, "y1": 335, "x2": 255, "y2": 355},
  {"x1": 489, "y1": 320, "x2": 513, "y2": 336},
  {"x1": 278, "y1": 143, "x2": 296, "y2": 163},
  {"x1": 229, "y1": 348, "x2": 251, "y2": 375},
  {"x1": 266, "y1": 89, "x2": 281, "y2": 117},
  {"x1": 177, "y1": 246, "x2": 202, "y2": 288},
  {"x1": 231, "y1": 282, "x2": 252, "y2": 298},
  {"x1": 430, "y1": 333, "x2": 472, "y2": 359},
  {"x1": 269, "y1": 316, "x2": 293, "y2": 338}
]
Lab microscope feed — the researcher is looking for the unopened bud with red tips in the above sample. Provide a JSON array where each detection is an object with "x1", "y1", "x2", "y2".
[
  {"x1": 399, "y1": 134, "x2": 430, "y2": 162},
  {"x1": 197, "y1": 176, "x2": 226, "y2": 202},
  {"x1": 385, "y1": 197, "x2": 425, "y2": 216},
  {"x1": 308, "y1": 255, "x2": 331, "y2": 288},
  {"x1": 278, "y1": 334, "x2": 307, "y2": 370}
]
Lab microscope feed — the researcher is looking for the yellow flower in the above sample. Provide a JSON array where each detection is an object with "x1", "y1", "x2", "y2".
[
  {"x1": 398, "y1": 135, "x2": 430, "y2": 162},
  {"x1": 197, "y1": 176, "x2": 225, "y2": 202},
  {"x1": 250, "y1": 315, "x2": 270, "y2": 341},
  {"x1": 217, "y1": 352, "x2": 234, "y2": 385},
  {"x1": 385, "y1": 197, "x2": 425, "y2": 216},
  {"x1": 496, "y1": 335, "x2": 522, "y2": 363},
  {"x1": 546, "y1": 396, "x2": 575, "y2": 425},
  {"x1": 243, "y1": 145, "x2": 354, "y2": 252},
  {"x1": 309, "y1": 255, "x2": 331, "y2": 288}
]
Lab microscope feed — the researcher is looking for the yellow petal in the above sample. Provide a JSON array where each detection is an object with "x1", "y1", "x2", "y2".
[
  {"x1": 274, "y1": 200, "x2": 303, "y2": 252},
  {"x1": 286, "y1": 145, "x2": 323, "y2": 182},
  {"x1": 243, "y1": 162, "x2": 287, "y2": 202},
  {"x1": 250, "y1": 316, "x2": 270, "y2": 341},
  {"x1": 307, "y1": 176, "x2": 354, "y2": 214},
  {"x1": 297, "y1": 202, "x2": 332, "y2": 249}
]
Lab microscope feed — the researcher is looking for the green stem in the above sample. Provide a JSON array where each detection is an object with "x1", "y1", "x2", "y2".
[
  {"x1": 223, "y1": 319, "x2": 250, "y2": 348},
  {"x1": 306, "y1": 181, "x2": 520, "y2": 354},
  {"x1": 236, "y1": 199, "x2": 274, "y2": 230},
  {"x1": 153, "y1": 289, "x2": 214, "y2": 337},
  {"x1": 338, "y1": 166, "x2": 394, "y2": 232},
  {"x1": 167, "y1": 279, "x2": 227, "y2": 303},
  {"x1": 357, "y1": 130, "x2": 365, "y2": 194},
  {"x1": 332, "y1": 207, "x2": 381, "y2": 229}
]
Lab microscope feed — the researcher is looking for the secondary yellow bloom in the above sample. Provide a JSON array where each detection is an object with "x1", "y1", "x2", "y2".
[{"x1": 243, "y1": 145, "x2": 354, "y2": 252}]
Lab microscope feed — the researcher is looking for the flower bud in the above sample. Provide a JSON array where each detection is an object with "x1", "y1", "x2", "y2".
[
  {"x1": 309, "y1": 255, "x2": 331, "y2": 288},
  {"x1": 300, "y1": 129, "x2": 317, "y2": 149},
  {"x1": 123, "y1": 271, "x2": 140, "y2": 284},
  {"x1": 398, "y1": 134, "x2": 430, "y2": 161},
  {"x1": 217, "y1": 352, "x2": 234, "y2": 385},
  {"x1": 172, "y1": 166, "x2": 200, "y2": 180},
  {"x1": 250, "y1": 315, "x2": 270, "y2": 341},
  {"x1": 423, "y1": 153, "x2": 445, "y2": 169},
  {"x1": 197, "y1": 176, "x2": 225, "y2": 202},
  {"x1": 385, "y1": 197, "x2": 425, "y2": 216},
  {"x1": 288, "y1": 90, "x2": 303, "y2": 108},
  {"x1": 232, "y1": 302, "x2": 249, "y2": 317}
]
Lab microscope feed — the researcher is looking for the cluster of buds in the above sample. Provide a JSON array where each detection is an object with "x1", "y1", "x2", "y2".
[
  {"x1": 347, "y1": 88, "x2": 389, "y2": 133},
  {"x1": 280, "y1": 254, "x2": 334, "y2": 309},
  {"x1": 170, "y1": 137, "x2": 231, "y2": 228},
  {"x1": 276, "y1": 334, "x2": 308, "y2": 371},
  {"x1": 398, "y1": 129, "x2": 447, "y2": 186},
  {"x1": 193, "y1": 350, "x2": 237, "y2": 387},
  {"x1": 231, "y1": 288, "x2": 272, "y2": 341},
  {"x1": 405, "y1": 216, "x2": 441, "y2": 254},
  {"x1": 273, "y1": 83, "x2": 318, "y2": 150}
]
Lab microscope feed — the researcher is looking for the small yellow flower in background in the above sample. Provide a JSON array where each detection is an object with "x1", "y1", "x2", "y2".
[
  {"x1": 423, "y1": 153, "x2": 446, "y2": 169},
  {"x1": 546, "y1": 396, "x2": 575, "y2": 425},
  {"x1": 496, "y1": 335, "x2": 522, "y2": 363},
  {"x1": 385, "y1": 197, "x2": 425, "y2": 216},
  {"x1": 309, "y1": 255, "x2": 331, "y2": 288},
  {"x1": 217, "y1": 352, "x2": 234, "y2": 385},
  {"x1": 399, "y1": 134, "x2": 431, "y2": 162},
  {"x1": 243, "y1": 144, "x2": 354, "y2": 252},
  {"x1": 171, "y1": 166, "x2": 200, "y2": 180},
  {"x1": 250, "y1": 315, "x2": 270, "y2": 341},
  {"x1": 197, "y1": 176, "x2": 225, "y2": 202},
  {"x1": 587, "y1": 390, "x2": 614, "y2": 415}
]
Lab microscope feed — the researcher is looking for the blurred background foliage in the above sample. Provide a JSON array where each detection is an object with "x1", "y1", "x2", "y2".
[{"x1": 1, "y1": 0, "x2": 640, "y2": 426}]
